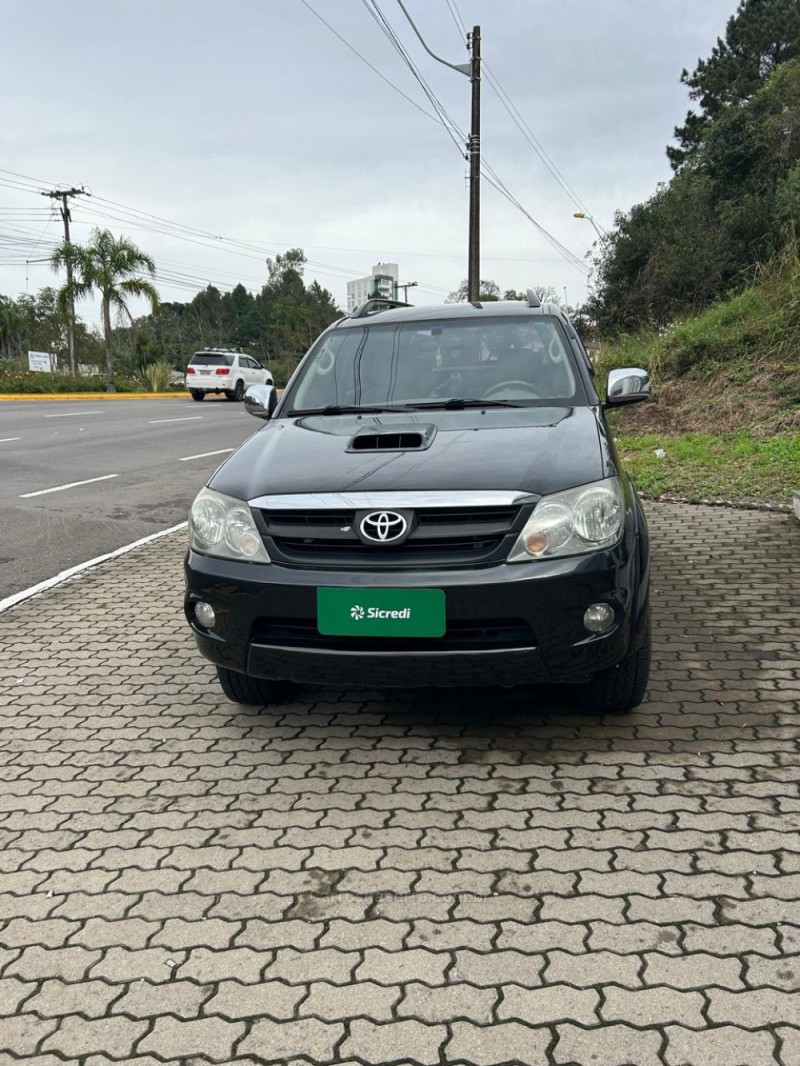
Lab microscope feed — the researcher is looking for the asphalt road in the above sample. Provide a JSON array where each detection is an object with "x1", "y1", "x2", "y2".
[{"x1": 0, "y1": 396, "x2": 262, "y2": 602}]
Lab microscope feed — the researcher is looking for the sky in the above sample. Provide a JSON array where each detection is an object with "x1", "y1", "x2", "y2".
[{"x1": 0, "y1": 0, "x2": 738, "y2": 327}]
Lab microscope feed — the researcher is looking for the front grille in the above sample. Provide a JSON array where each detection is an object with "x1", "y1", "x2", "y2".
[
  {"x1": 257, "y1": 504, "x2": 528, "y2": 569},
  {"x1": 251, "y1": 617, "x2": 536, "y2": 652}
]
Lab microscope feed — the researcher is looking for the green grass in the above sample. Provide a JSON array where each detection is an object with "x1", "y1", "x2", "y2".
[{"x1": 617, "y1": 431, "x2": 800, "y2": 506}]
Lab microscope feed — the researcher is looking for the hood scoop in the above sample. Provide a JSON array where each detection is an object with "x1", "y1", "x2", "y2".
[{"x1": 348, "y1": 422, "x2": 437, "y2": 452}]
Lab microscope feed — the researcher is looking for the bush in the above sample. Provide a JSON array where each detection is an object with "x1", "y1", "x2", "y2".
[
  {"x1": 0, "y1": 367, "x2": 139, "y2": 394},
  {"x1": 141, "y1": 362, "x2": 173, "y2": 392}
]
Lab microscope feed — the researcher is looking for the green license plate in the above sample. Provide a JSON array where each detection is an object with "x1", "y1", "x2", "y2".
[{"x1": 317, "y1": 587, "x2": 446, "y2": 637}]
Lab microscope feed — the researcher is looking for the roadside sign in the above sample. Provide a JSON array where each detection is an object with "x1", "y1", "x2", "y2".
[{"x1": 28, "y1": 351, "x2": 53, "y2": 372}]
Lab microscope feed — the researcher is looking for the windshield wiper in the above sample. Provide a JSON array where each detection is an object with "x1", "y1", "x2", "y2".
[
  {"x1": 402, "y1": 398, "x2": 524, "y2": 410},
  {"x1": 292, "y1": 404, "x2": 411, "y2": 416}
]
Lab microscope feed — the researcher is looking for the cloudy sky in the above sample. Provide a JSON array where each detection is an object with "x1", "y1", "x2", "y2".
[{"x1": 1, "y1": 0, "x2": 736, "y2": 323}]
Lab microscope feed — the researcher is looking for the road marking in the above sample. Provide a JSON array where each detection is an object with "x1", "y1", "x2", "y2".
[
  {"x1": 0, "y1": 437, "x2": 21, "y2": 442},
  {"x1": 44, "y1": 411, "x2": 103, "y2": 418},
  {"x1": 0, "y1": 521, "x2": 188, "y2": 615},
  {"x1": 149, "y1": 416, "x2": 203, "y2": 424},
  {"x1": 178, "y1": 448, "x2": 235, "y2": 462},
  {"x1": 20, "y1": 474, "x2": 118, "y2": 498}
]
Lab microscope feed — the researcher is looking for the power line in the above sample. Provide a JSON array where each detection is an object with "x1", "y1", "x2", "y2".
[
  {"x1": 296, "y1": 0, "x2": 442, "y2": 127},
  {"x1": 444, "y1": 0, "x2": 467, "y2": 40}
]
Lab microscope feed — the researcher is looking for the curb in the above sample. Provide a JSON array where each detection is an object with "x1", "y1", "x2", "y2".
[{"x1": 0, "y1": 392, "x2": 187, "y2": 401}]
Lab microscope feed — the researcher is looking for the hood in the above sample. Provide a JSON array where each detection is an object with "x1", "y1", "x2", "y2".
[{"x1": 209, "y1": 407, "x2": 611, "y2": 501}]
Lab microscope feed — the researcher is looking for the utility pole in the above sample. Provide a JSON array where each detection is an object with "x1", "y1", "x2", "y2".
[
  {"x1": 467, "y1": 26, "x2": 481, "y2": 303},
  {"x1": 41, "y1": 186, "x2": 87, "y2": 374},
  {"x1": 398, "y1": 281, "x2": 418, "y2": 301},
  {"x1": 395, "y1": 2, "x2": 479, "y2": 301}
]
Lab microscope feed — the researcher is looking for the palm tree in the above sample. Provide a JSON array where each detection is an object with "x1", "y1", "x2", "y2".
[{"x1": 51, "y1": 228, "x2": 159, "y2": 390}]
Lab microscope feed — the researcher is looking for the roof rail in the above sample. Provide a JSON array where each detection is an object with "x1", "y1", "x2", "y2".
[
  {"x1": 526, "y1": 289, "x2": 541, "y2": 308},
  {"x1": 351, "y1": 298, "x2": 411, "y2": 319}
]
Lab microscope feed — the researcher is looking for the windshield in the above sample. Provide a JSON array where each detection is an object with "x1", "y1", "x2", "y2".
[
  {"x1": 189, "y1": 353, "x2": 234, "y2": 367},
  {"x1": 288, "y1": 316, "x2": 582, "y2": 412}
]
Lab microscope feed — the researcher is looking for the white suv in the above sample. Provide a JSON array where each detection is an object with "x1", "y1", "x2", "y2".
[{"x1": 186, "y1": 349, "x2": 274, "y2": 402}]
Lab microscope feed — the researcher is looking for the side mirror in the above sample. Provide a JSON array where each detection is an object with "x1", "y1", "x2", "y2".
[
  {"x1": 244, "y1": 383, "x2": 278, "y2": 420},
  {"x1": 605, "y1": 367, "x2": 652, "y2": 407}
]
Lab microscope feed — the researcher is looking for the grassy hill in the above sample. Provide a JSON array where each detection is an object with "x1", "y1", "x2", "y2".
[{"x1": 597, "y1": 253, "x2": 800, "y2": 508}]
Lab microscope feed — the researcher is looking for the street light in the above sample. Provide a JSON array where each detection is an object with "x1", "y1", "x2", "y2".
[
  {"x1": 398, "y1": 281, "x2": 418, "y2": 302},
  {"x1": 573, "y1": 212, "x2": 605, "y2": 239}
]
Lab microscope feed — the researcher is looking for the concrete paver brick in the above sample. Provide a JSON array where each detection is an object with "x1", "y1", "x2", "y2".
[
  {"x1": 601, "y1": 984, "x2": 706, "y2": 1027},
  {"x1": 177, "y1": 947, "x2": 266, "y2": 984},
  {"x1": 238, "y1": 1017, "x2": 345, "y2": 1062},
  {"x1": 0, "y1": 975, "x2": 35, "y2": 1015},
  {"x1": 137, "y1": 1016, "x2": 246, "y2": 1062},
  {"x1": 356, "y1": 947, "x2": 449, "y2": 986},
  {"x1": 150, "y1": 917, "x2": 240, "y2": 951},
  {"x1": 554, "y1": 1022, "x2": 664, "y2": 1066},
  {"x1": 339, "y1": 1018, "x2": 446, "y2": 1065},
  {"x1": 0, "y1": 917, "x2": 80, "y2": 948},
  {"x1": 319, "y1": 919, "x2": 407, "y2": 952},
  {"x1": 203, "y1": 978, "x2": 305, "y2": 1020},
  {"x1": 451, "y1": 949, "x2": 544, "y2": 988},
  {"x1": 89, "y1": 947, "x2": 187, "y2": 984},
  {"x1": 498, "y1": 983, "x2": 600, "y2": 1026},
  {"x1": 664, "y1": 1024, "x2": 778, "y2": 1066},
  {"x1": 497, "y1": 920, "x2": 587, "y2": 954},
  {"x1": 445, "y1": 1020, "x2": 552, "y2": 1065},
  {"x1": 0, "y1": 1014, "x2": 59, "y2": 1056},
  {"x1": 744, "y1": 954, "x2": 800, "y2": 991},
  {"x1": 300, "y1": 980, "x2": 400, "y2": 1022},
  {"x1": 264, "y1": 947, "x2": 360, "y2": 985},
  {"x1": 546, "y1": 949, "x2": 642, "y2": 989},
  {"x1": 70, "y1": 918, "x2": 159, "y2": 950},
  {"x1": 41, "y1": 1014, "x2": 149, "y2": 1058},
  {"x1": 6, "y1": 944, "x2": 101, "y2": 982},
  {"x1": 111, "y1": 979, "x2": 212, "y2": 1019},
  {"x1": 23, "y1": 978, "x2": 123, "y2": 1018},
  {"x1": 398, "y1": 981, "x2": 497, "y2": 1024}
]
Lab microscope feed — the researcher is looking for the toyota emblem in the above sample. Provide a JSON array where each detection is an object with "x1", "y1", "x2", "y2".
[{"x1": 359, "y1": 511, "x2": 408, "y2": 543}]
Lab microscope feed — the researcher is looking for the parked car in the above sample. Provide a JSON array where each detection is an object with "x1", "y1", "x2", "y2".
[
  {"x1": 185, "y1": 348, "x2": 273, "y2": 402},
  {"x1": 184, "y1": 295, "x2": 652, "y2": 713}
]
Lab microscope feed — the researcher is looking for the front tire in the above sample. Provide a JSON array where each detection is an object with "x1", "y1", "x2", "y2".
[
  {"x1": 190, "y1": 389, "x2": 205, "y2": 401},
  {"x1": 577, "y1": 614, "x2": 651, "y2": 714},
  {"x1": 216, "y1": 666, "x2": 294, "y2": 706}
]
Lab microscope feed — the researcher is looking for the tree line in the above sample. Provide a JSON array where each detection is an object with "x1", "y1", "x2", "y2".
[
  {"x1": 0, "y1": 239, "x2": 342, "y2": 388},
  {"x1": 589, "y1": 0, "x2": 800, "y2": 335}
]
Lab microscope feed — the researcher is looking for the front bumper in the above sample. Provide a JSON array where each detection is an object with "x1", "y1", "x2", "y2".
[{"x1": 184, "y1": 525, "x2": 648, "y2": 689}]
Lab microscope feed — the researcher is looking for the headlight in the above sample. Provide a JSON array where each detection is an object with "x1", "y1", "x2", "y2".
[
  {"x1": 189, "y1": 488, "x2": 270, "y2": 563},
  {"x1": 508, "y1": 478, "x2": 624, "y2": 562}
]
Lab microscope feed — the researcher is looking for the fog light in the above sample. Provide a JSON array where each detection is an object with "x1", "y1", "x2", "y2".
[
  {"x1": 584, "y1": 603, "x2": 614, "y2": 633},
  {"x1": 194, "y1": 601, "x2": 216, "y2": 629}
]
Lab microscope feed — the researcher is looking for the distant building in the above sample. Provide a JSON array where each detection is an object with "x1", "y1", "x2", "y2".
[{"x1": 346, "y1": 263, "x2": 399, "y2": 312}]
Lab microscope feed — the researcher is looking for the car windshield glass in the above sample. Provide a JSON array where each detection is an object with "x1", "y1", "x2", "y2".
[
  {"x1": 190, "y1": 354, "x2": 234, "y2": 367},
  {"x1": 288, "y1": 317, "x2": 580, "y2": 412}
]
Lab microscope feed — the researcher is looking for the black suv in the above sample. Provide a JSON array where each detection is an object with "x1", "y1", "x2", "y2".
[{"x1": 184, "y1": 294, "x2": 652, "y2": 713}]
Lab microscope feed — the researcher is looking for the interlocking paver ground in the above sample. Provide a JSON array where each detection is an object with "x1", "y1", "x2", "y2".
[{"x1": 0, "y1": 502, "x2": 799, "y2": 1064}]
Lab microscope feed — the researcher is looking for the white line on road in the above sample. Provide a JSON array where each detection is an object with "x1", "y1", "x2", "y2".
[
  {"x1": 43, "y1": 411, "x2": 103, "y2": 418},
  {"x1": 0, "y1": 521, "x2": 188, "y2": 615},
  {"x1": 148, "y1": 416, "x2": 203, "y2": 424},
  {"x1": 178, "y1": 448, "x2": 235, "y2": 462},
  {"x1": 20, "y1": 474, "x2": 118, "y2": 498},
  {"x1": 0, "y1": 437, "x2": 21, "y2": 443}
]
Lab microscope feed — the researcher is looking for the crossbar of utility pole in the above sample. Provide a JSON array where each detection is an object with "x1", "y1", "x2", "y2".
[{"x1": 41, "y1": 186, "x2": 88, "y2": 374}]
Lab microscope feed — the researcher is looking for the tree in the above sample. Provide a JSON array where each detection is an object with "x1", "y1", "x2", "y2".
[
  {"x1": 669, "y1": 0, "x2": 800, "y2": 168},
  {"x1": 51, "y1": 229, "x2": 159, "y2": 390},
  {"x1": 446, "y1": 278, "x2": 501, "y2": 302}
]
